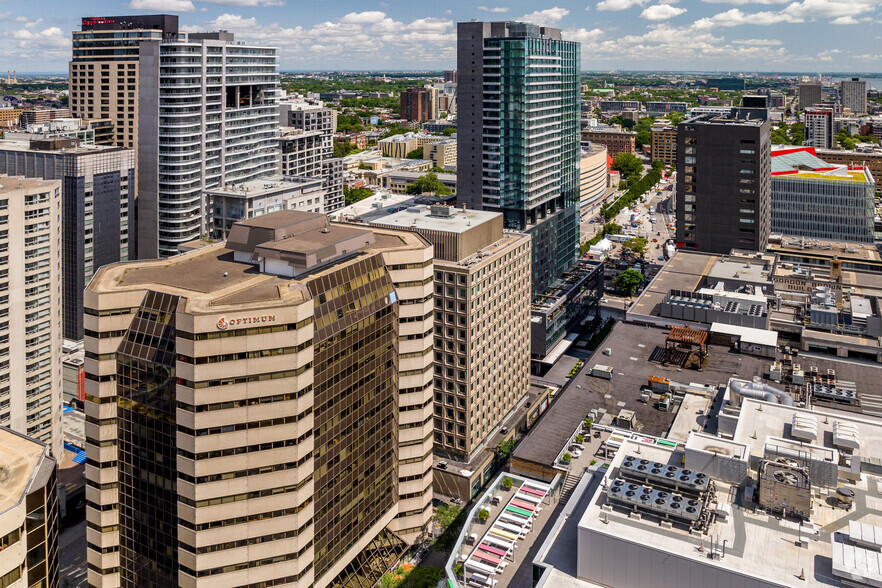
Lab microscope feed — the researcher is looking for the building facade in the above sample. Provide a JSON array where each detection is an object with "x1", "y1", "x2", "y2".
[
  {"x1": 0, "y1": 138, "x2": 134, "y2": 340},
  {"x1": 579, "y1": 143, "x2": 608, "y2": 209},
  {"x1": 645, "y1": 102, "x2": 687, "y2": 116},
  {"x1": 371, "y1": 205, "x2": 531, "y2": 462},
  {"x1": 70, "y1": 15, "x2": 179, "y2": 149},
  {"x1": 804, "y1": 107, "x2": 834, "y2": 149},
  {"x1": 423, "y1": 140, "x2": 457, "y2": 168},
  {"x1": 400, "y1": 88, "x2": 434, "y2": 122},
  {"x1": 676, "y1": 114, "x2": 771, "y2": 254},
  {"x1": 798, "y1": 81, "x2": 823, "y2": 111},
  {"x1": 0, "y1": 427, "x2": 58, "y2": 588},
  {"x1": 841, "y1": 77, "x2": 867, "y2": 115},
  {"x1": 817, "y1": 147, "x2": 882, "y2": 192},
  {"x1": 0, "y1": 179, "x2": 62, "y2": 458},
  {"x1": 137, "y1": 31, "x2": 280, "y2": 258},
  {"x1": 580, "y1": 129, "x2": 636, "y2": 157},
  {"x1": 457, "y1": 21, "x2": 580, "y2": 296},
  {"x1": 83, "y1": 210, "x2": 433, "y2": 588},
  {"x1": 650, "y1": 122, "x2": 677, "y2": 166}
]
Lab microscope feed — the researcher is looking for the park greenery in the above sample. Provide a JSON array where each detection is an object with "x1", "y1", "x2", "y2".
[
  {"x1": 579, "y1": 222, "x2": 622, "y2": 254},
  {"x1": 333, "y1": 141, "x2": 362, "y2": 158},
  {"x1": 404, "y1": 173, "x2": 450, "y2": 196},
  {"x1": 343, "y1": 186, "x2": 372, "y2": 206},
  {"x1": 622, "y1": 237, "x2": 649, "y2": 259},
  {"x1": 614, "y1": 269, "x2": 645, "y2": 296}
]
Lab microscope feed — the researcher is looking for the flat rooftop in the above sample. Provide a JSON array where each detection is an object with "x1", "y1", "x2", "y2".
[
  {"x1": 0, "y1": 177, "x2": 59, "y2": 195},
  {"x1": 372, "y1": 205, "x2": 498, "y2": 235},
  {"x1": 0, "y1": 138, "x2": 127, "y2": 155},
  {"x1": 0, "y1": 428, "x2": 48, "y2": 515},
  {"x1": 202, "y1": 175, "x2": 322, "y2": 198},
  {"x1": 768, "y1": 237, "x2": 882, "y2": 264},
  {"x1": 629, "y1": 250, "x2": 719, "y2": 318}
]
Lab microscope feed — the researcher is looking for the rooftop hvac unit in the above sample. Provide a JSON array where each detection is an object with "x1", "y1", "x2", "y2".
[
  {"x1": 812, "y1": 383, "x2": 858, "y2": 405},
  {"x1": 791, "y1": 413, "x2": 818, "y2": 442},
  {"x1": 833, "y1": 421, "x2": 861, "y2": 451},
  {"x1": 620, "y1": 455, "x2": 710, "y2": 493},
  {"x1": 607, "y1": 479, "x2": 703, "y2": 523}
]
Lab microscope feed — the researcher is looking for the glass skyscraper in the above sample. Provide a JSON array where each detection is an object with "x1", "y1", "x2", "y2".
[{"x1": 457, "y1": 21, "x2": 580, "y2": 296}]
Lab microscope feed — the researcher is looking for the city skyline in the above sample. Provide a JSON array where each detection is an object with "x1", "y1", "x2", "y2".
[{"x1": 0, "y1": 0, "x2": 878, "y2": 72}]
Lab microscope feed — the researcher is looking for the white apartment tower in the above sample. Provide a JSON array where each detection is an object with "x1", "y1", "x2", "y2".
[
  {"x1": 0, "y1": 178, "x2": 62, "y2": 459},
  {"x1": 841, "y1": 77, "x2": 868, "y2": 115},
  {"x1": 137, "y1": 31, "x2": 280, "y2": 258}
]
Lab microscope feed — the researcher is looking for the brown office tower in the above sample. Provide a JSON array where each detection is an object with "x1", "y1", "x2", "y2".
[
  {"x1": 69, "y1": 15, "x2": 179, "y2": 148},
  {"x1": 84, "y1": 210, "x2": 434, "y2": 587},
  {"x1": 372, "y1": 206, "x2": 531, "y2": 491},
  {"x1": 400, "y1": 88, "x2": 433, "y2": 122},
  {"x1": 676, "y1": 114, "x2": 771, "y2": 254}
]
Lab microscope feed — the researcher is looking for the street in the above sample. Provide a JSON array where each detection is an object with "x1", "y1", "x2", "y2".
[{"x1": 59, "y1": 521, "x2": 87, "y2": 587}]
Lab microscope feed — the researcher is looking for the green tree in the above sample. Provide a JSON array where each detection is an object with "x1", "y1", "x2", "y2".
[
  {"x1": 611, "y1": 153, "x2": 643, "y2": 181},
  {"x1": 621, "y1": 118, "x2": 637, "y2": 130},
  {"x1": 333, "y1": 141, "x2": 361, "y2": 158},
  {"x1": 441, "y1": 127, "x2": 456, "y2": 136},
  {"x1": 614, "y1": 269, "x2": 644, "y2": 295},
  {"x1": 665, "y1": 111, "x2": 684, "y2": 125},
  {"x1": 404, "y1": 172, "x2": 451, "y2": 196},
  {"x1": 602, "y1": 222, "x2": 622, "y2": 236},
  {"x1": 496, "y1": 438, "x2": 515, "y2": 460},
  {"x1": 405, "y1": 147, "x2": 424, "y2": 159},
  {"x1": 789, "y1": 123, "x2": 805, "y2": 145},
  {"x1": 434, "y1": 504, "x2": 461, "y2": 531},
  {"x1": 343, "y1": 186, "x2": 372, "y2": 205},
  {"x1": 836, "y1": 130, "x2": 856, "y2": 150},
  {"x1": 358, "y1": 163, "x2": 371, "y2": 170},
  {"x1": 622, "y1": 237, "x2": 648, "y2": 259}
]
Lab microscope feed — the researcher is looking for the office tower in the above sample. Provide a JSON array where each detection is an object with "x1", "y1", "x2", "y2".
[
  {"x1": 84, "y1": 210, "x2": 433, "y2": 588},
  {"x1": 650, "y1": 122, "x2": 677, "y2": 166},
  {"x1": 70, "y1": 15, "x2": 179, "y2": 148},
  {"x1": 400, "y1": 87, "x2": 434, "y2": 122},
  {"x1": 371, "y1": 205, "x2": 531, "y2": 460},
  {"x1": 804, "y1": 107, "x2": 834, "y2": 149},
  {"x1": 444, "y1": 70, "x2": 457, "y2": 83},
  {"x1": 278, "y1": 96, "x2": 344, "y2": 211},
  {"x1": 676, "y1": 114, "x2": 771, "y2": 254},
  {"x1": 0, "y1": 137, "x2": 134, "y2": 340},
  {"x1": 841, "y1": 77, "x2": 867, "y2": 115},
  {"x1": 457, "y1": 21, "x2": 580, "y2": 296},
  {"x1": 137, "y1": 31, "x2": 280, "y2": 258},
  {"x1": 770, "y1": 147, "x2": 875, "y2": 243},
  {"x1": 798, "y1": 81, "x2": 823, "y2": 111},
  {"x1": 0, "y1": 179, "x2": 62, "y2": 458},
  {"x1": 0, "y1": 427, "x2": 58, "y2": 588}
]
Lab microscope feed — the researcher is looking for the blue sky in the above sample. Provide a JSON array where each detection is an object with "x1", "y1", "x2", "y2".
[{"x1": 4, "y1": 0, "x2": 881, "y2": 72}]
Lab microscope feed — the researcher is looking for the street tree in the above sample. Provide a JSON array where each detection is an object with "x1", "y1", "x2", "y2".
[{"x1": 614, "y1": 269, "x2": 644, "y2": 296}]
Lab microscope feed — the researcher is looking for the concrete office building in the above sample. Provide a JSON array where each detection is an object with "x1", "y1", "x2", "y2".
[
  {"x1": 84, "y1": 210, "x2": 434, "y2": 587},
  {"x1": 378, "y1": 133, "x2": 445, "y2": 159},
  {"x1": 798, "y1": 80, "x2": 823, "y2": 111},
  {"x1": 805, "y1": 107, "x2": 834, "y2": 149},
  {"x1": 707, "y1": 77, "x2": 745, "y2": 91},
  {"x1": 579, "y1": 143, "x2": 608, "y2": 209},
  {"x1": 770, "y1": 146, "x2": 876, "y2": 243},
  {"x1": 598, "y1": 100, "x2": 641, "y2": 113},
  {"x1": 0, "y1": 179, "x2": 62, "y2": 458},
  {"x1": 0, "y1": 428, "x2": 58, "y2": 588},
  {"x1": 817, "y1": 147, "x2": 882, "y2": 192},
  {"x1": 645, "y1": 101, "x2": 687, "y2": 116},
  {"x1": 424, "y1": 139, "x2": 457, "y2": 168},
  {"x1": 278, "y1": 97, "x2": 344, "y2": 211},
  {"x1": 400, "y1": 87, "x2": 435, "y2": 122},
  {"x1": 650, "y1": 121, "x2": 677, "y2": 166},
  {"x1": 207, "y1": 175, "x2": 325, "y2": 237},
  {"x1": 70, "y1": 15, "x2": 179, "y2": 149},
  {"x1": 0, "y1": 137, "x2": 134, "y2": 340},
  {"x1": 137, "y1": 31, "x2": 280, "y2": 258},
  {"x1": 841, "y1": 77, "x2": 868, "y2": 115},
  {"x1": 371, "y1": 205, "x2": 531, "y2": 461},
  {"x1": 457, "y1": 21, "x2": 580, "y2": 296},
  {"x1": 676, "y1": 114, "x2": 771, "y2": 253},
  {"x1": 580, "y1": 128, "x2": 636, "y2": 157}
]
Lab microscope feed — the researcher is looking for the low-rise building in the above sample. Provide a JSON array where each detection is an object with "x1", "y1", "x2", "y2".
[
  {"x1": 650, "y1": 121, "x2": 677, "y2": 166},
  {"x1": 645, "y1": 101, "x2": 688, "y2": 116},
  {"x1": 377, "y1": 170, "x2": 457, "y2": 195},
  {"x1": 579, "y1": 143, "x2": 608, "y2": 209},
  {"x1": 580, "y1": 128, "x2": 636, "y2": 157},
  {"x1": 378, "y1": 132, "x2": 446, "y2": 159},
  {"x1": 599, "y1": 100, "x2": 641, "y2": 113},
  {"x1": 423, "y1": 139, "x2": 457, "y2": 167},
  {"x1": 816, "y1": 147, "x2": 882, "y2": 192}
]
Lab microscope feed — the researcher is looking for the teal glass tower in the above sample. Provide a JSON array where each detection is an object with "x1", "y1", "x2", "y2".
[{"x1": 457, "y1": 21, "x2": 581, "y2": 295}]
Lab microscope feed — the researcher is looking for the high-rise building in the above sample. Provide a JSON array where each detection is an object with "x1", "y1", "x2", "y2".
[
  {"x1": 371, "y1": 205, "x2": 531, "y2": 461},
  {"x1": 0, "y1": 137, "x2": 134, "y2": 340},
  {"x1": 804, "y1": 107, "x2": 834, "y2": 149},
  {"x1": 650, "y1": 121, "x2": 677, "y2": 166},
  {"x1": 400, "y1": 87, "x2": 434, "y2": 122},
  {"x1": 0, "y1": 178, "x2": 62, "y2": 457},
  {"x1": 770, "y1": 146, "x2": 875, "y2": 243},
  {"x1": 444, "y1": 70, "x2": 457, "y2": 83},
  {"x1": 676, "y1": 114, "x2": 771, "y2": 254},
  {"x1": 69, "y1": 15, "x2": 179, "y2": 149},
  {"x1": 798, "y1": 81, "x2": 823, "y2": 111},
  {"x1": 457, "y1": 21, "x2": 580, "y2": 296},
  {"x1": 83, "y1": 210, "x2": 433, "y2": 587},
  {"x1": 841, "y1": 77, "x2": 867, "y2": 115},
  {"x1": 278, "y1": 96, "x2": 344, "y2": 211},
  {"x1": 137, "y1": 31, "x2": 280, "y2": 258},
  {"x1": 0, "y1": 427, "x2": 58, "y2": 588}
]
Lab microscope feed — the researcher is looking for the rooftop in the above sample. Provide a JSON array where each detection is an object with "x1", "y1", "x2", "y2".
[
  {"x1": 202, "y1": 175, "x2": 323, "y2": 198},
  {"x1": 371, "y1": 205, "x2": 498, "y2": 235},
  {"x1": 0, "y1": 428, "x2": 50, "y2": 515},
  {"x1": 0, "y1": 176, "x2": 59, "y2": 195}
]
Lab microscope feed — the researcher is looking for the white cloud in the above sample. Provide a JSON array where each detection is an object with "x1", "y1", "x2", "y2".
[
  {"x1": 831, "y1": 15, "x2": 859, "y2": 24},
  {"x1": 565, "y1": 27, "x2": 605, "y2": 42},
  {"x1": 702, "y1": 0, "x2": 789, "y2": 4},
  {"x1": 691, "y1": 8, "x2": 800, "y2": 29},
  {"x1": 731, "y1": 37, "x2": 783, "y2": 44},
  {"x1": 12, "y1": 26, "x2": 67, "y2": 51},
  {"x1": 128, "y1": 0, "x2": 195, "y2": 11},
  {"x1": 201, "y1": 0, "x2": 283, "y2": 5},
  {"x1": 596, "y1": 0, "x2": 649, "y2": 11},
  {"x1": 477, "y1": 6, "x2": 510, "y2": 12},
  {"x1": 640, "y1": 4, "x2": 687, "y2": 20},
  {"x1": 339, "y1": 11, "x2": 388, "y2": 25},
  {"x1": 519, "y1": 7, "x2": 570, "y2": 24}
]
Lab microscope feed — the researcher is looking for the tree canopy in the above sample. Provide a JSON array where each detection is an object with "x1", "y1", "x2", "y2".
[
  {"x1": 622, "y1": 237, "x2": 648, "y2": 259},
  {"x1": 405, "y1": 147, "x2": 424, "y2": 159},
  {"x1": 405, "y1": 172, "x2": 450, "y2": 196},
  {"x1": 611, "y1": 153, "x2": 643, "y2": 181},
  {"x1": 614, "y1": 269, "x2": 644, "y2": 296},
  {"x1": 343, "y1": 186, "x2": 372, "y2": 205}
]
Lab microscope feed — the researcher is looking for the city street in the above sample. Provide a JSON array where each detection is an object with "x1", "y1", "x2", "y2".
[{"x1": 59, "y1": 521, "x2": 86, "y2": 587}]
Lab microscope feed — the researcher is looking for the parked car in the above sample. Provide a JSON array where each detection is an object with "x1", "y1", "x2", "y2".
[{"x1": 658, "y1": 255, "x2": 664, "y2": 260}]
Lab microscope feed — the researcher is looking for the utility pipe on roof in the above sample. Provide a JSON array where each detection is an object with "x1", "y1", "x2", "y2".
[{"x1": 731, "y1": 378, "x2": 793, "y2": 407}]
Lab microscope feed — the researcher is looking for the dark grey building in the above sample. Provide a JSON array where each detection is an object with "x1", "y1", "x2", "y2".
[
  {"x1": 0, "y1": 137, "x2": 134, "y2": 339},
  {"x1": 707, "y1": 78, "x2": 745, "y2": 91},
  {"x1": 798, "y1": 81, "x2": 823, "y2": 111},
  {"x1": 676, "y1": 114, "x2": 771, "y2": 254},
  {"x1": 457, "y1": 21, "x2": 580, "y2": 296}
]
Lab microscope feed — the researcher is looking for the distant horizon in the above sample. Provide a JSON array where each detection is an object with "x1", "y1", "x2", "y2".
[{"x1": 12, "y1": 70, "x2": 882, "y2": 77}]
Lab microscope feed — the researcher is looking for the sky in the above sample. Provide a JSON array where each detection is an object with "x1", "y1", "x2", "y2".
[{"x1": 2, "y1": 0, "x2": 881, "y2": 73}]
